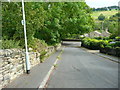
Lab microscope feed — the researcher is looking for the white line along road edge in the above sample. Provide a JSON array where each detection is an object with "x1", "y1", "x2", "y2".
[{"x1": 38, "y1": 47, "x2": 65, "y2": 89}]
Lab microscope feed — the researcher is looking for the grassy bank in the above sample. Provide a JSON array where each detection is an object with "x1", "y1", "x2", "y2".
[{"x1": 91, "y1": 10, "x2": 118, "y2": 20}]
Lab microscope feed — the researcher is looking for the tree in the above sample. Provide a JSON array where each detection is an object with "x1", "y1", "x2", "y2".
[
  {"x1": 98, "y1": 14, "x2": 105, "y2": 21},
  {"x1": 2, "y1": 2, "x2": 94, "y2": 46}
]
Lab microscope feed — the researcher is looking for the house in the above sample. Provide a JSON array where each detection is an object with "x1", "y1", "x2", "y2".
[
  {"x1": 88, "y1": 31, "x2": 101, "y2": 38},
  {"x1": 83, "y1": 30, "x2": 111, "y2": 38},
  {"x1": 101, "y1": 29, "x2": 111, "y2": 37}
]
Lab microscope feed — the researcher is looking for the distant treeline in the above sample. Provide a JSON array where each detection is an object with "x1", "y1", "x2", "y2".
[{"x1": 93, "y1": 6, "x2": 120, "y2": 11}]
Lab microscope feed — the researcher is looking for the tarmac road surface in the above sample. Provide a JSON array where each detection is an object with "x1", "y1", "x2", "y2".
[{"x1": 47, "y1": 41, "x2": 118, "y2": 88}]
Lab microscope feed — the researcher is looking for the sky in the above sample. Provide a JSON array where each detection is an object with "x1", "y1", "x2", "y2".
[{"x1": 85, "y1": 0, "x2": 120, "y2": 8}]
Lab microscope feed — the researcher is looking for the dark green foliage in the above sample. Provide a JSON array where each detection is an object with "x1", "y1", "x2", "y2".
[
  {"x1": 2, "y1": 2, "x2": 94, "y2": 48},
  {"x1": 28, "y1": 38, "x2": 47, "y2": 52},
  {"x1": 40, "y1": 50, "x2": 47, "y2": 63},
  {"x1": 100, "y1": 41, "x2": 120, "y2": 57},
  {"x1": 1, "y1": 40, "x2": 20, "y2": 49},
  {"x1": 92, "y1": 6, "x2": 119, "y2": 11},
  {"x1": 94, "y1": 12, "x2": 119, "y2": 37},
  {"x1": 81, "y1": 38, "x2": 109, "y2": 50},
  {"x1": 98, "y1": 14, "x2": 105, "y2": 21},
  {"x1": 115, "y1": 37, "x2": 120, "y2": 41},
  {"x1": 82, "y1": 37, "x2": 120, "y2": 51},
  {"x1": 109, "y1": 12, "x2": 120, "y2": 22}
]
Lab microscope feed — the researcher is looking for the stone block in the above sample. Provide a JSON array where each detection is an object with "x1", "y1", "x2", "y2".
[
  {"x1": 10, "y1": 72, "x2": 15, "y2": 77},
  {"x1": 10, "y1": 74, "x2": 17, "y2": 80},
  {"x1": 10, "y1": 68, "x2": 17, "y2": 73},
  {"x1": 3, "y1": 62, "x2": 8, "y2": 65},
  {"x1": 3, "y1": 74, "x2": 10, "y2": 81},
  {"x1": 2, "y1": 71, "x2": 10, "y2": 75},
  {"x1": 0, "y1": 69, "x2": 4, "y2": 74},
  {"x1": 9, "y1": 65, "x2": 13, "y2": 69},
  {"x1": 2, "y1": 64, "x2": 10, "y2": 70},
  {"x1": 0, "y1": 77, "x2": 3, "y2": 82},
  {"x1": 0, "y1": 84, "x2": 2, "y2": 90},
  {"x1": 2, "y1": 80, "x2": 10, "y2": 87},
  {"x1": 15, "y1": 55, "x2": 20, "y2": 58},
  {"x1": 19, "y1": 60, "x2": 24, "y2": 64},
  {"x1": 16, "y1": 65, "x2": 23, "y2": 71}
]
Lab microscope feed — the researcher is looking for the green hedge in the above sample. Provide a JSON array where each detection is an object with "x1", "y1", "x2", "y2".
[
  {"x1": 82, "y1": 38, "x2": 120, "y2": 50},
  {"x1": 81, "y1": 37, "x2": 120, "y2": 56},
  {"x1": 104, "y1": 41, "x2": 120, "y2": 48},
  {"x1": 81, "y1": 38, "x2": 109, "y2": 50}
]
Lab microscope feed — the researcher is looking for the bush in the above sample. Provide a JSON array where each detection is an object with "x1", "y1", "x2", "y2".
[
  {"x1": 89, "y1": 39, "x2": 99, "y2": 49},
  {"x1": 28, "y1": 38, "x2": 48, "y2": 52},
  {"x1": 40, "y1": 50, "x2": 47, "y2": 63},
  {"x1": 98, "y1": 40, "x2": 109, "y2": 48},
  {"x1": 105, "y1": 45, "x2": 112, "y2": 49},
  {"x1": 94, "y1": 37, "x2": 102, "y2": 40},
  {"x1": 113, "y1": 41, "x2": 120, "y2": 47},
  {"x1": 105, "y1": 41, "x2": 120, "y2": 48},
  {"x1": 109, "y1": 34, "x2": 116, "y2": 39},
  {"x1": 81, "y1": 38, "x2": 109, "y2": 50},
  {"x1": 1, "y1": 40, "x2": 20, "y2": 49},
  {"x1": 98, "y1": 14, "x2": 105, "y2": 21},
  {"x1": 115, "y1": 37, "x2": 120, "y2": 41},
  {"x1": 82, "y1": 37, "x2": 120, "y2": 57}
]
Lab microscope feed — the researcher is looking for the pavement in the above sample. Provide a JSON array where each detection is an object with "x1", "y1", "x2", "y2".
[
  {"x1": 81, "y1": 47, "x2": 120, "y2": 63},
  {"x1": 2, "y1": 41, "x2": 119, "y2": 89}
]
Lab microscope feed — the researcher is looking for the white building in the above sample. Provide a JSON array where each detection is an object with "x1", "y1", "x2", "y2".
[
  {"x1": 101, "y1": 29, "x2": 111, "y2": 37},
  {"x1": 89, "y1": 31, "x2": 101, "y2": 38},
  {"x1": 83, "y1": 30, "x2": 111, "y2": 38}
]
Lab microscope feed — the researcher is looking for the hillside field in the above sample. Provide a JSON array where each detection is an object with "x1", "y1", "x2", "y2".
[{"x1": 91, "y1": 10, "x2": 118, "y2": 20}]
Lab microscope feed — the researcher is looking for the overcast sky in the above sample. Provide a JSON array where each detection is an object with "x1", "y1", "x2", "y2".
[{"x1": 85, "y1": 0, "x2": 120, "y2": 8}]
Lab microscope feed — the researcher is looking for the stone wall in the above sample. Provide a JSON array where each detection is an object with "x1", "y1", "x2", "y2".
[{"x1": 0, "y1": 44, "x2": 61, "y2": 89}]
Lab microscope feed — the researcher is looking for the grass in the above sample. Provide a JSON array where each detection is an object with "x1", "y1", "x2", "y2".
[{"x1": 91, "y1": 10, "x2": 118, "y2": 20}]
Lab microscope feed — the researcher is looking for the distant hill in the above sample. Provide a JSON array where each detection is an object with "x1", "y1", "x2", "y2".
[
  {"x1": 92, "y1": 6, "x2": 120, "y2": 11},
  {"x1": 91, "y1": 10, "x2": 118, "y2": 20}
]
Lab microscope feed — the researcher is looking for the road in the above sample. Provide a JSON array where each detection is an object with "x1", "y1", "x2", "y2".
[{"x1": 46, "y1": 41, "x2": 118, "y2": 88}]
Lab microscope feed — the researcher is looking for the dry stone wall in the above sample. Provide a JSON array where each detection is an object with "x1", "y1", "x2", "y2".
[{"x1": 0, "y1": 44, "x2": 61, "y2": 89}]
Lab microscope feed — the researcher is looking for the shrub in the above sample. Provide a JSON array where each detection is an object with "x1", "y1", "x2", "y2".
[
  {"x1": 94, "y1": 37, "x2": 102, "y2": 40},
  {"x1": 109, "y1": 34, "x2": 116, "y2": 39},
  {"x1": 102, "y1": 37, "x2": 110, "y2": 40},
  {"x1": 105, "y1": 45, "x2": 112, "y2": 49},
  {"x1": 1, "y1": 40, "x2": 20, "y2": 49},
  {"x1": 81, "y1": 38, "x2": 109, "y2": 50},
  {"x1": 89, "y1": 39, "x2": 99, "y2": 49},
  {"x1": 28, "y1": 38, "x2": 48, "y2": 52},
  {"x1": 115, "y1": 37, "x2": 120, "y2": 41},
  {"x1": 98, "y1": 40, "x2": 109, "y2": 48},
  {"x1": 105, "y1": 41, "x2": 120, "y2": 48},
  {"x1": 40, "y1": 50, "x2": 47, "y2": 63},
  {"x1": 98, "y1": 14, "x2": 105, "y2": 21},
  {"x1": 113, "y1": 41, "x2": 120, "y2": 47}
]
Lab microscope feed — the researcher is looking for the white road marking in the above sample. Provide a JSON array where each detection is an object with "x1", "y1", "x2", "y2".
[{"x1": 38, "y1": 47, "x2": 64, "y2": 89}]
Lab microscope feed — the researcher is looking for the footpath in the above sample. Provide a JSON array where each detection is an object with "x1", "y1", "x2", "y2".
[
  {"x1": 81, "y1": 47, "x2": 119, "y2": 63},
  {"x1": 2, "y1": 47, "x2": 63, "y2": 89}
]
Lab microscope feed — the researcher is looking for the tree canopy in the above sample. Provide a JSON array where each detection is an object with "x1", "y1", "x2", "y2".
[{"x1": 2, "y1": 2, "x2": 94, "y2": 46}]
